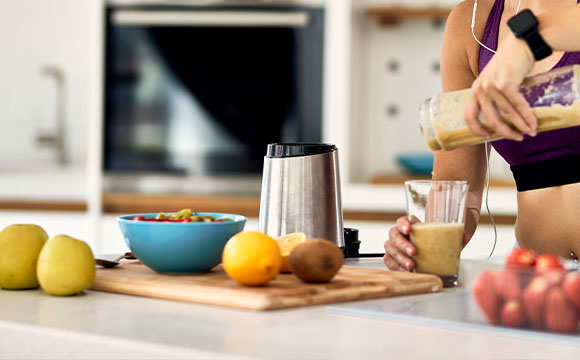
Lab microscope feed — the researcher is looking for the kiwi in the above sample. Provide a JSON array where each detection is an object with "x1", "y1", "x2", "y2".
[{"x1": 288, "y1": 239, "x2": 344, "y2": 283}]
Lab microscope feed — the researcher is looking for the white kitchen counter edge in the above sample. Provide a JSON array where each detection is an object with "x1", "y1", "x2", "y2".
[
  {"x1": 0, "y1": 171, "x2": 519, "y2": 215},
  {"x1": 0, "y1": 319, "x2": 251, "y2": 360}
]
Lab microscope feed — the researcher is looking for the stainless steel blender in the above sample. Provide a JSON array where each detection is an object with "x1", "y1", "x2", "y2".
[{"x1": 258, "y1": 143, "x2": 345, "y2": 248}]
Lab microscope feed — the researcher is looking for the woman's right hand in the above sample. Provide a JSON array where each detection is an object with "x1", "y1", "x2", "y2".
[
  {"x1": 464, "y1": 34, "x2": 537, "y2": 141},
  {"x1": 384, "y1": 217, "x2": 416, "y2": 271}
]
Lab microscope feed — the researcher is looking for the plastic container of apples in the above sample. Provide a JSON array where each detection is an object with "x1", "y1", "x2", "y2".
[{"x1": 472, "y1": 248, "x2": 580, "y2": 334}]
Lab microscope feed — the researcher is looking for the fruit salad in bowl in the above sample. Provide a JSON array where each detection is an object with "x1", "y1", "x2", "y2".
[{"x1": 118, "y1": 209, "x2": 246, "y2": 273}]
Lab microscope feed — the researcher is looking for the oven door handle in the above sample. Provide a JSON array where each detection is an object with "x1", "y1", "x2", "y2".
[{"x1": 111, "y1": 10, "x2": 310, "y2": 27}]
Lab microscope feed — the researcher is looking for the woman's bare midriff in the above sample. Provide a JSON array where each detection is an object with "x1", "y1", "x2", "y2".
[{"x1": 515, "y1": 182, "x2": 580, "y2": 258}]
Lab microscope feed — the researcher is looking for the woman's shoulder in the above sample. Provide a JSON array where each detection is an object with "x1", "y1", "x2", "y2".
[
  {"x1": 446, "y1": 0, "x2": 494, "y2": 37},
  {"x1": 442, "y1": 0, "x2": 495, "y2": 82},
  {"x1": 448, "y1": 0, "x2": 476, "y2": 22}
]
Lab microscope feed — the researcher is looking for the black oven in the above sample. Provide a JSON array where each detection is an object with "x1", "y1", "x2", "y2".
[{"x1": 103, "y1": 1, "x2": 324, "y2": 178}]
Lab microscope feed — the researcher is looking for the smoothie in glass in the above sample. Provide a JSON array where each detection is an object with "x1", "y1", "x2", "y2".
[{"x1": 410, "y1": 222, "x2": 464, "y2": 280}]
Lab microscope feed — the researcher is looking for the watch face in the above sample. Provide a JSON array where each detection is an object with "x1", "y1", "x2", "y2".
[{"x1": 508, "y1": 9, "x2": 539, "y2": 36}]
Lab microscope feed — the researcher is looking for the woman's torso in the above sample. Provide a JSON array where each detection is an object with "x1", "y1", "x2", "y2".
[
  {"x1": 477, "y1": 0, "x2": 580, "y2": 258},
  {"x1": 516, "y1": 185, "x2": 580, "y2": 257}
]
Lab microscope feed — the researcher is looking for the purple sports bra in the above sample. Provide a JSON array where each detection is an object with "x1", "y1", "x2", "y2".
[{"x1": 478, "y1": 0, "x2": 580, "y2": 191}]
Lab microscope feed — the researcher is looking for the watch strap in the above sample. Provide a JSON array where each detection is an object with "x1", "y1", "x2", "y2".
[
  {"x1": 521, "y1": 28, "x2": 553, "y2": 61},
  {"x1": 507, "y1": 9, "x2": 553, "y2": 61}
]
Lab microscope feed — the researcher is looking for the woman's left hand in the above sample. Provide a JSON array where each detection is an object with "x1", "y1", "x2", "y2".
[{"x1": 464, "y1": 34, "x2": 538, "y2": 141}]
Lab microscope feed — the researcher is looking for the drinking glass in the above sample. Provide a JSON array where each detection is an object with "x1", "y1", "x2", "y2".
[{"x1": 404, "y1": 180, "x2": 469, "y2": 287}]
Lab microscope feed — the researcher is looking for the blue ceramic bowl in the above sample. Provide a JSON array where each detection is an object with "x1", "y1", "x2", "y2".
[
  {"x1": 396, "y1": 152, "x2": 434, "y2": 175},
  {"x1": 117, "y1": 212, "x2": 246, "y2": 273}
]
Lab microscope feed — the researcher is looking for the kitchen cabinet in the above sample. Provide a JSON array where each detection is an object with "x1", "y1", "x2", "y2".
[
  {"x1": 0, "y1": 0, "x2": 92, "y2": 170},
  {"x1": 0, "y1": 0, "x2": 103, "y2": 251}
]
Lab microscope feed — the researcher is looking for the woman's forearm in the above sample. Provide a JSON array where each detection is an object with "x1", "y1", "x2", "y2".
[{"x1": 539, "y1": 4, "x2": 580, "y2": 52}]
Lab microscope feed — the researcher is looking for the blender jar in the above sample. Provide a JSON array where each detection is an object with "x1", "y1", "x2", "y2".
[{"x1": 420, "y1": 65, "x2": 580, "y2": 151}]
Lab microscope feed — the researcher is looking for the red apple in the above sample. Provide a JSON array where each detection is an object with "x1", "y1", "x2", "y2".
[
  {"x1": 522, "y1": 276, "x2": 549, "y2": 330},
  {"x1": 473, "y1": 270, "x2": 501, "y2": 325},
  {"x1": 496, "y1": 269, "x2": 521, "y2": 302},
  {"x1": 563, "y1": 271, "x2": 580, "y2": 311},
  {"x1": 545, "y1": 287, "x2": 580, "y2": 334},
  {"x1": 500, "y1": 300, "x2": 526, "y2": 328}
]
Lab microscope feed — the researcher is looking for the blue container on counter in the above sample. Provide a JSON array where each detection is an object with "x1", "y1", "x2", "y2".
[
  {"x1": 118, "y1": 212, "x2": 246, "y2": 273},
  {"x1": 396, "y1": 152, "x2": 434, "y2": 175}
]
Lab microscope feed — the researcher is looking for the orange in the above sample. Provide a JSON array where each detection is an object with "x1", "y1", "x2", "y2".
[
  {"x1": 276, "y1": 232, "x2": 307, "y2": 273},
  {"x1": 222, "y1": 231, "x2": 282, "y2": 286}
]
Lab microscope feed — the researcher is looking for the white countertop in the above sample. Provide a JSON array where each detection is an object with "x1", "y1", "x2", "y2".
[{"x1": 0, "y1": 259, "x2": 578, "y2": 359}]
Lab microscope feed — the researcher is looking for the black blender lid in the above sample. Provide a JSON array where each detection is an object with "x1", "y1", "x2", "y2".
[{"x1": 266, "y1": 143, "x2": 337, "y2": 158}]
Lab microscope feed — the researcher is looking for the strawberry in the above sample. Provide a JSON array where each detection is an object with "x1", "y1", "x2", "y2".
[
  {"x1": 496, "y1": 269, "x2": 521, "y2": 302},
  {"x1": 473, "y1": 270, "x2": 501, "y2": 325},
  {"x1": 535, "y1": 254, "x2": 564, "y2": 272},
  {"x1": 500, "y1": 300, "x2": 526, "y2": 328},
  {"x1": 522, "y1": 276, "x2": 549, "y2": 330},
  {"x1": 506, "y1": 248, "x2": 536, "y2": 268},
  {"x1": 545, "y1": 287, "x2": 580, "y2": 334},
  {"x1": 563, "y1": 272, "x2": 580, "y2": 311}
]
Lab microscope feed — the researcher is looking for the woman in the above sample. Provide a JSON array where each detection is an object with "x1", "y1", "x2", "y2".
[{"x1": 384, "y1": 0, "x2": 580, "y2": 272}]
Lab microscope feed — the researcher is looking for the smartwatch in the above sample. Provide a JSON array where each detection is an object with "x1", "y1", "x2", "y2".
[{"x1": 507, "y1": 9, "x2": 552, "y2": 61}]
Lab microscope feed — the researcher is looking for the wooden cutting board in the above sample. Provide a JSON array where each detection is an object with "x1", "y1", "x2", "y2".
[{"x1": 91, "y1": 262, "x2": 443, "y2": 311}]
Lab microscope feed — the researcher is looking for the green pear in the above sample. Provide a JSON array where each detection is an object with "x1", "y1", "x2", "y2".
[
  {"x1": 37, "y1": 235, "x2": 96, "y2": 296},
  {"x1": 0, "y1": 224, "x2": 48, "y2": 289}
]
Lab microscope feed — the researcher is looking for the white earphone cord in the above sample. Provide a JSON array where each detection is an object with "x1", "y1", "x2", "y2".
[
  {"x1": 485, "y1": 144, "x2": 497, "y2": 260},
  {"x1": 471, "y1": 0, "x2": 522, "y2": 259},
  {"x1": 471, "y1": 0, "x2": 522, "y2": 55}
]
